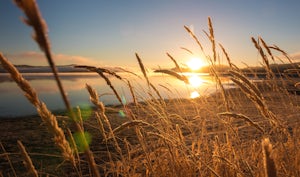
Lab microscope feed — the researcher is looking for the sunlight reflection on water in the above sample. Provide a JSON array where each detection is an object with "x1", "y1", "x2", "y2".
[
  {"x1": 0, "y1": 72, "x2": 220, "y2": 117},
  {"x1": 188, "y1": 75, "x2": 205, "y2": 88},
  {"x1": 190, "y1": 91, "x2": 200, "y2": 99}
]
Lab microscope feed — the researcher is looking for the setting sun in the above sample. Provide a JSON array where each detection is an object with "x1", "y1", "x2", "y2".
[{"x1": 186, "y1": 57, "x2": 206, "y2": 71}]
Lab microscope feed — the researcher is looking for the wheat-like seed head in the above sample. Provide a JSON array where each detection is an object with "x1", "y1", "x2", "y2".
[
  {"x1": 37, "y1": 102, "x2": 75, "y2": 164},
  {"x1": 0, "y1": 53, "x2": 75, "y2": 164},
  {"x1": 154, "y1": 69, "x2": 189, "y2": 84},
  {"x1": 184, "y1": 25, "x2": 204, "y2": 51},
  {"x1": 180, "y1": 47, "x2": 194, "y2": 55},
  {"x1": 95, "y1": 112, "x2": 107, "y2": 141},
  {"x1": 175, "y1": 124, "x2": 184, "y2": 143},
  {"x1": 80, "y1": 66, "x2": 124, "y2": 105},
  {"x1": 75, "y1": 65, "x2": 123, "y2": 80},
  {"x1": 229, "y1": 70, "x2": 281, "y2": 127},
  {"x1": 219, "y1": 43, "x2": 241, "y2": 70},
  {"x1": 66, "y1": 129, "x2": 80, "y2": 164},
  {"x1": 75, "y1": 106, "x2": 84, "y2": 130},
  {"x1": 149, "y1": 83, "x2": 163, "y2": 101},
  {"x1": 14, "y1": 0, "x2": 77, "y2": 125},
  {"x1": 13, "y1": 0, "x2": 50, "y2": 53},
  {"x1": 112, "y1": 120, "x2": 151, "y2": 136},
  {"x1": 251, "y1": 37, "x2": 274, "y2": 78},
  {"x1": 259, "y1": 37, "x2": 275, "y2": 62},
  {"x1": 269, "y1": 45, "x2": 292, "y2": 63},
  {"x1": 0, "y1": 53, "x2": 39, "y2": 106},
  {"x1": 135, "y1": 53, "x2": 150, "y2": 86},
  {"x1": 208, "y1": 17, "x2": 216, "y2": 63},
  {"x1": 126, "y1": 80, "x2": 138, "y2": 106},
  {"x1": 87, "y1": 85, "x2": 123, "y2": 155},
  {"x1": 219, "y1": 112, "x2": 265, "y2": 133},
  {"x1": 229, "y1": 70, "x2": 263, "y2": 99},
  {"x1": 86, "y1": 84, "x2": 106, "y2": 113},
  {"x1": 166, "y1": 52, "x2": 181, "y2": 72}
]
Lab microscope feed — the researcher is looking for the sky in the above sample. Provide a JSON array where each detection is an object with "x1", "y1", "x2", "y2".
[{"x1": 1, "y1": 0, "x2": 300, "y2": 70}]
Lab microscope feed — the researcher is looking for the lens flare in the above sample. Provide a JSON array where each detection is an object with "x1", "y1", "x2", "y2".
[{"x1": 72, "y1": 131, "x2": 92, "y2": 152}]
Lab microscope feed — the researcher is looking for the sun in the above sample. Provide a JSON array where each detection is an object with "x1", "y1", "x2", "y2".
[{"x1": 186, "y1": 57, "x2": 205, "y2": 71}]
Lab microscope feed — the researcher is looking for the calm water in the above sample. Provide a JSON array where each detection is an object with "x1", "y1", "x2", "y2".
[{"x1": 0, "y1": 72, "x2": 222, "y2": 118}]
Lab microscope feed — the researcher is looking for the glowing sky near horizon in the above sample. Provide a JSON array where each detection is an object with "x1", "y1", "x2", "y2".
[{"x1": 1, "y1": 0, "x2": 300, "y2": 69}]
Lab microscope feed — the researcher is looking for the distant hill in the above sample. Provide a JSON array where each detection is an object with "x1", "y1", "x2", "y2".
[
  {"x1": 160, "y1": 64, "x2": 233, "y2": 73},
  {"x1": 1, "y1": 62, "x2": 299, "y2": 75},
  {"x1": 241, "y1": 62, "x2": 300, "y2": 73},
  {"x1": 0, "y1": 64, "x2": 87, "y2": 73},
  {"x1": 0, "y1": 64, "x2": 127, "y2": 73},
  {"x1": 154, "y1": 62, "x2": 300, "y2": 77}
]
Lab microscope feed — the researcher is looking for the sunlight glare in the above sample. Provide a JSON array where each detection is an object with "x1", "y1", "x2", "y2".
[
  {"x1": 186, "y1": 57, "x2": 205, "y2": 71},
  {"x1": 190, "y1": 91, "x2": 200, "y2": 99},
  {"x1": 188, "y1": 75, "x2": 203, "y2": 88}
]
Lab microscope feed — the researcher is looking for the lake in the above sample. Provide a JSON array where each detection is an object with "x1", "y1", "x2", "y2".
[{"x1": 0, "y1": 72, "x2": 226, "y2": 118}]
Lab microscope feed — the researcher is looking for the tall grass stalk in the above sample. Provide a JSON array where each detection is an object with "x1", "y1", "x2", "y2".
[
  {"x1": 184, "y1": 25, "x2": 204, "y2": 52},
  {"x1": 17, "y1": 141, "x2": 38, "y2": 177},
  {"x1": 262, "y1": 138, "x2": 277, "y2": 177},
  {"x1": 0, "y1": 142, "x2": 17, "y2": 177},
  {"x1": 136, "y1": 53, "x2": 150, "y2": 86},
  {"x1": 229, "y1": 70, "x2": 281, "y2": 127},
  {"x1": 208, "y1": 17, "x2": 217, "y2": 63},
  {"x1": 13, "y1": 0, "x2": 72, "y2": 119},
  {"x1": 126, "y1": 80, "x2": 138, "y2": 106},
  {"x1": 251, "y1": 37, "x2": 274, "y2": 78},
  {"x1": 219, "y1": 43, "x2": 239, "y2": 70},
  {"x1": 218, "y1": 112, "x2": 264, "y2": 134},
  {"x1": 166, "y1": 52, "x2": 182, "y2": 72},
  {"x1": 205, "y1": 17, "x2": 230, "y2": 111},
  {"x1": 76, "y1": 65, "x2": 124, "y2": 106},
  {"x1": 269, "y1": 45, "x2": 292, "y2": 63},
  {"x1": 0, "y1": 53, "x2": 75, "y2": 165},
  {"x1": 13, "y1": 1, "x2": 101, "y2": 175},
  {"x1": 154, "y1": 69, "x2": 189, "y2": 84},
  {"x1": 86, "y1": 84, "x2": 130, "y2": 175}
]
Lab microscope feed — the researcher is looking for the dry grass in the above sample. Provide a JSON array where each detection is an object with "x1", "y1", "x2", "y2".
[
  {"x1": 13, "y1": 1, "x2": 101, "y2": 176},
  {"x1": 0, "y1": 2, "x2": 299, "y2": 177},
  {"x1": 262, "y1": 138, "x2": 277, "y2": 177},
  {"x1": 0, "y1": 53, "x2": 75, "y2": 165},
  {"x1": 17, "y1": 141, "x2": 38, "y2": 177}
]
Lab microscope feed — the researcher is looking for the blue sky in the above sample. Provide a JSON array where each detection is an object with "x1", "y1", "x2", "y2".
[{"x1": 1, "y1": 0, "x2": 300, "y2": 69}]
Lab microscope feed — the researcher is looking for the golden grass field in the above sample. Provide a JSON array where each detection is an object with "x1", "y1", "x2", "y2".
[
  {"x1": 0, "y1": 84, "x2": 299, "y2": 176},
  {"x1": 0, "y1": 0, "x2": 300, "y2": 176}
]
